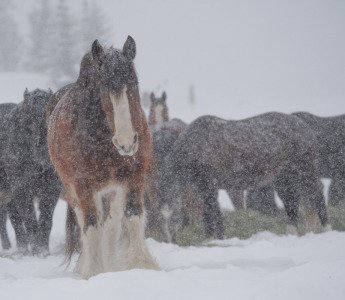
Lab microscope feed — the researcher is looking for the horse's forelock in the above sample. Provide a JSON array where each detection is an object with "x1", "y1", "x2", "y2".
[{"x1": 99, "y1": 48, "x2": 137, "y2": 93}]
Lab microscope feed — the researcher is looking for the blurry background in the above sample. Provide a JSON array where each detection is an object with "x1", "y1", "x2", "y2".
[{"x1": 0, "y1": 0, "x2": 344, "y2": 122}]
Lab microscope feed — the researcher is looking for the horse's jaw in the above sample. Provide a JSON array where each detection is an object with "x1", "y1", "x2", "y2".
[{"x1": 116, "y1": 142, "x2": 138, "y2": 157}]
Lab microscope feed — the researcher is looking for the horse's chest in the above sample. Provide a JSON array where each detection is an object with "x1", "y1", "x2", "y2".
[{"x1": 84, "y1": 151, "x2": 141, "y2": 180}]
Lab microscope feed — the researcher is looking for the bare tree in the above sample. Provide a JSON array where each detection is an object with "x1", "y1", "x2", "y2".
[
  {"x1": 79, "y1": 0, "x2": 112, "y2": 52},
  {"x1": 0, "y1": 0, "x2": 22, "y2": 71},
  {"x1": 49, "y1": 0, "x2": 79, "y2": 88},
  {"x1": 26, "y1": 0, "x2": 54, "y2": 72}
]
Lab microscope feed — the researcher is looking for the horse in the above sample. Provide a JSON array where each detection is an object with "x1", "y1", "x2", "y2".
[
  {"x1": 145, "y1": 91, "x2": 202, "y2": 242},
  {"x1": 146, "y1": 118, "x2": 193, "y2": 242},
  {"x1": 246, "y1": 112, "x2": 345, "y2": 213},
  {"x1": 148, "y1": 91, "x2": 169, "y2": 129},
  {"x1": 0, "y1": 89, "x2": 61, "y2": 254},
  {"x1": 166, "y1": 113, "x2": 331, "y2": 239},
  {"x1": 0, "y1": 103, "x2": 16, "y2": 250},
  {"x1": 47, "y1": 36, "x2": 159, "y2": 279},
  {"x1": 294, "y1": 112, "x2": 345, "y2": 206}
]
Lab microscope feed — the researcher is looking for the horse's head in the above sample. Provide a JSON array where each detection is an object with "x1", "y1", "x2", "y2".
[
  {"x1": 21, "y1": 88, "x2": 54, "y2": 168},
  {"x1": 149, "y1": 91, "x2": 168, "y2": 125},
  {"x1": 92, "y1": 36, "x2": 140, "y2": 156}
]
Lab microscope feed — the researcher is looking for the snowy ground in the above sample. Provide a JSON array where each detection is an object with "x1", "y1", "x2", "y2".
[{"x1": 0, "y1": 200, "x2": 345, "y2": 300}]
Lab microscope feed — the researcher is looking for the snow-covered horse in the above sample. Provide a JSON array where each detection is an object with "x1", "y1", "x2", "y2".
[
  {"x1": 294, "y1": 112, "x2": 345, "y2": 206},
  {"x1": 0, "y1": 89, "x2": 61, "y2": 254},
  {"x1": 168, "y1": 113, "x2": 331, "y2": 239},
  {"x1": 0, "y1": 103, "x2": 16, "y2": 250},
  {"x1": 247, "y1": 112, "x2": 345, "y2": 213},
  {"x1": 47, "y1": 37, "x2": 158, "y2": 278}
]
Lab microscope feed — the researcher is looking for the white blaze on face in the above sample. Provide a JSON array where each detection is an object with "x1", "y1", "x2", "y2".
[
  {"x1": 154, "y1": 104, "x2": 164, "y2": 124},
  {"x1": 110, "y1": 87, "x2": 138, "y2": 156}
]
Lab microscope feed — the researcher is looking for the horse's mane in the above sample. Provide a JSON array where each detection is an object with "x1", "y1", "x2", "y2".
[
  {"x1": 77, "y1": 52, "x2": 100, "y2": 87},
  {"x1": 76, "y1": 52, "x2": 112, "y2": 148}
]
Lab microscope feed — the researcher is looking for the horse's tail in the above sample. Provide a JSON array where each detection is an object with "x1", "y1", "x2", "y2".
[{"x1": 65, "y1": 204, "x2": 79, "y2": 263}]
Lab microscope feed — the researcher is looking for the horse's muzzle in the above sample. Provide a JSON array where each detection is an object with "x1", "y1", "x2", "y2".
[{"x1": 112, "y1": 133, "x2": 138, "y2": 156}]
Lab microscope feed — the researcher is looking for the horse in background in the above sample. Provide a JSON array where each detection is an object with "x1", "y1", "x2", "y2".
[
  {"x1": 147, "y1": 118, "x2": 191, "y2": 242},
  {"x1": 145, "y1": 91, "x2": 202, "y2": 243},
  {"x1": 0, "y1": 103, "x2": 16, "y2": 250},
  {"x1": 167, "y1": 113, "x2": 331, "y2": 239},
  {"x1": 47, "y1": 37, "x2": 158, "y2": 279},
  {"x1": 0, "y1": 89, "x2": 61, "y2": 254},
  {"x1": 148, "y1": 91, "x2": 169, "y2": 129},
  {"x1": 294, "y1": 112, "x2": 345, "y2": 206},
  {"x1": 246, "y1": 112, "x2": 345, "y2": 214}
]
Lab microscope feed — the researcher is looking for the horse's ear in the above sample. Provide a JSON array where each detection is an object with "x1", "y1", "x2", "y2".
[
  {"x1": 162, "y1": 91, "x2": 167, "y2": 101},
  {"x1": 150, "y1": 92, "x2": 155, "y2": 102},
  {"x1": 24, "y1": 88, "x2": 29, "y2": 99},
  {"x1": 123, "y1": 35, "x2": 136, "y2": 61},
  {"x1": 92, "y1": 39, "x2": 105, "y2": 67}
]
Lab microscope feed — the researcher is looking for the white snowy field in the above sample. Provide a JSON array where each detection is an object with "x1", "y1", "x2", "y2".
[
  {"x1": 1, "y1": 0, "x2": 345, "y2": 295},
  {"x1": 1, "y1": 200, "x2": 345, "y2": 300}
]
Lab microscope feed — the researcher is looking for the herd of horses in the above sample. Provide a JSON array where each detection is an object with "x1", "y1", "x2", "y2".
[{"x1": 0, "y1": 36, "x2": 343, "y2": 279}]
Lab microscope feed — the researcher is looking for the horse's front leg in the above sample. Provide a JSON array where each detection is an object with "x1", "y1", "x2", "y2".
[
  {"x1": 7, "y1": 201, "x2": 27, "y2": 252},
  {"x1": 0, "y1": 206, "x2": 11, "y2": 250},
  {"x1": 108, "y1": 183, "x2": 159, "y2": 271},
  {"x1": 73, "y1": 184, "x2": 102, "y2": 279}
]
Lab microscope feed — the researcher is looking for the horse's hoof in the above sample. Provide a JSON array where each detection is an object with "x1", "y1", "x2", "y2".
[
  {"x1": 1, "y1": 240, "x2": 11, "y2": 250},
  {"x1": 321, "y1": 224, "x2": 332, "y2": 233},
  {"x1": 17, "y1": 247, "x2": 30, "y2": 256},
  {"x1": 286, "y1": 225, "x2": 298, "y2": 235},
  {"x1": 36, "y1": 248, "x2": 50, "y2": 258}
]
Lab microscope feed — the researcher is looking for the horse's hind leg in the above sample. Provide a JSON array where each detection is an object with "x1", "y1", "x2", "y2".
[
  {"x1": 198, "y1": 179, "x2": 224, "y2": 240},
  {"x1": 300, "y1": 177, "x2": 330, "y2": 232},
  {"x1": 0, "y1": 206, "x2": 11, "y2": 250},
  {"x1": 227, "y1": 188, "x2": 245, "y2": 210},
  {"x1": 7, "y1": 201, "x2": 27, "y2": 252},
  {"x1": 275, "y1": 174, "x2": 300, "y2": 235},
  {"x1": 37, "y1": 190, "x2": 59, "y2": 255},
  {"x1": 328, "y1": 177, "x2": 345, "y2": 206}
]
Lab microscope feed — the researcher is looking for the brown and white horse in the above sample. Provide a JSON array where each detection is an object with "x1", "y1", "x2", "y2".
[{"x1": 47, "y1": 36, "x2": 159, "y2": 278}]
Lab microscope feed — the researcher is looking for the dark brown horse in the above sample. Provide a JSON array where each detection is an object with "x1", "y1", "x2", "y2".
[
  {"x1": 47, "y1": 37, "x2": 158, "y2": 278},
  {"x1": 167, "y1": 113, "x2": 331, "y2": 239}
]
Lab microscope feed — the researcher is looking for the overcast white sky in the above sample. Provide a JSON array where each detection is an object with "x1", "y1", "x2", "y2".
[{"x1": 13, "y1": 0, "x2": 345, "y2": 120}]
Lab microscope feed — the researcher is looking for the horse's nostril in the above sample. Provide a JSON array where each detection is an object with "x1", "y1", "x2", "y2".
[{"x1": 133, "y1": 133, "x2": 138, "y2": 144}]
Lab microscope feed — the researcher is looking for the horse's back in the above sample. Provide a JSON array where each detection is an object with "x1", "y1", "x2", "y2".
[
  {"x1": 46, "y1": 83, "x2": 74, "y2": 121},
  {"x1": 0, "y1": 103, "x2": 16, "y2": 117},
  {"x1": 175, "y1": 112, "x2": 314, "y2": 156},
  {"x1": 0, "y1": 103, "x2": 16, "y2": 142},
  {"x1": 171, "y1": 112, "x2": 318, "y2": 187}
]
